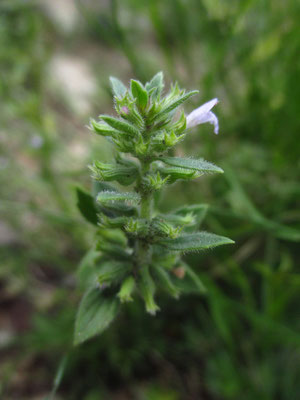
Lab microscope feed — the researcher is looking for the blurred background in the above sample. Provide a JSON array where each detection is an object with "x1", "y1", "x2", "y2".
[{"x1": 0, "y1": 0, "x2": 299, "y2": 399}]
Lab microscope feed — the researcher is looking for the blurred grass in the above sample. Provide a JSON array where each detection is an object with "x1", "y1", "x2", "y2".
[{"x1": 0, "y1": 0, "x2": 299, "y2": 399}]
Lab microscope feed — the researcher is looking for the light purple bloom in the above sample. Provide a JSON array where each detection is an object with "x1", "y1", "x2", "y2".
[{"x1": 186, "y1": 98, "x2": 219, "y2": 134}]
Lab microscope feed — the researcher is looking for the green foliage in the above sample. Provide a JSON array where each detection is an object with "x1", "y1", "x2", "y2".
[
  {"x1": 158, "y1": 232, "x2": 234, "y2": 252},
  {"x1": 76, "y1": 187, "x2": 99, "y2": 226},
  {"x1": 74, "y1": 287, "x2": 119, "y2": 346},
  {"x1": 74, "y1": 73, "x2": 232, "y2": 345},
  {"x1": 159, "y1": 156, "x2": 224, "y2": 174}
]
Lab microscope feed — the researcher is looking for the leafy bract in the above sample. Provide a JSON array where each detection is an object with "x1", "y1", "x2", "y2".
[
  {"x1": 130, "y1": 79, "x2": 148, "y2": 109},
  {"x1": 145, "y1": 71, "x2": 164, "y2": 93},
  {"x1": 158, "y1": 232, "x2": 234, "y2": 252},
  {"x1": 101, "y1": 115, "x2": 140, "y2": 137},
  {"x1": 96, "y1": 191, "x2": 141, "y2": 205},
  {"x1": 160, "y1": 156, "x2": 223, "y2": 174},
  {"x1": 154, "y1": 90, "x2": 198, "y2": 121}
]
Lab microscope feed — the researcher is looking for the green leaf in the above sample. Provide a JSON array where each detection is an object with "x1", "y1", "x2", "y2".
[
  {"x1": 90, "y1": 119, "x2": 119, "y2": 137},
  {"x1": 76, "y1": 187, "x2": 98, "y2": 225},
  {"x1": 90, "y1": 161, "x2": 138, "y2": 186},
  {"x1": 158, "y1": 166, "x2": 197, "y2": 183},
  {"x1": 77, "y1": 248, "x2": 102, "y2": 289},
  {"x1": 92, "y1": 182, "x2": 133, "y2": 218},
  {"x1": 145, "y1": 71, "x2": 164, "y2": 94},
  {"x1": 155, "y1": 90, "x2": 198, "y2": 121},
  {"x1": 158, "y1": 232, "x2": 234, "y2": 252},
  {"x1": 101, "y1": 115, "x2": 140, "y2": 137},
  {"x1": 110, "y1": 76, "x2": 127, "y2": 98},
  {"x1": 160, "y1": 156, "x2": 224, "y2": 174},
  {"x1": 99, "y1": 202, "x2": 137, "y2": 217},
  {"x1": 130, "y1": 79, "x2": 149, "y2": 110},
  {"x1": 96, "y1": 191, "x2": 141, "y2": 205},
  {"x1": 74, "y1": 287, "x2": 119, "y2": 345}
]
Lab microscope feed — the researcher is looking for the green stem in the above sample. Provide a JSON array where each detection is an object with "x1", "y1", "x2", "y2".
[
  {"x1": 140, "y1": 189, "x2": 152, "y2": 219},
  {"x1": 135, "y1": 160, "x2": 153, "y2": 268},
  {"x1": 140, "y1": 161, "x2": 153, "y2": 216}
]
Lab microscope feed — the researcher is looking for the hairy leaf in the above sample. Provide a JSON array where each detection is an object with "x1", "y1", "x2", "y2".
[
  {"x1": 130, "y1": 79, "x2": 148, "y2": 110},
  {"x1": 145, "y1": 71, "x2": 164, "y2": 97},
  {"x1": 158, "y1": 232, "x2": 234, "y2": 252},
  {"x1": 160, "y1": 156, "x2": 223, "y2": 174},
  {"x1": 154, "y1": 90, "x2": 198, "y2": 121},
  {"x1": 74, "y1": 287, "x2": 119, "y2": 345},
  {"x1": 90, "y1": 120, "x2": 119, "y2": 137},
  {"x1": 101, "y1": 115, "x2": 140, "y2": 137},
  {"x1": 96, "y1": 191, "x2": 141, "y2": 205},
  {"x1": 110, "y1": 76, "x2": 127, "y2": 98}
]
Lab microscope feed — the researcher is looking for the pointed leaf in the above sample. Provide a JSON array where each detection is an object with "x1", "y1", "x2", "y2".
[
  {"x1": 155, "y1": 90, "x2": 198, "y2": 121},
  {"x1": 145, "y1": 71, "x2": 164, "y2": 93},
  {"x1": 74, "y1": 287, "x2": 119, "y2": 345},
  {"x1": 90, "y1": 120, "x2": 119, "y2": 137},
  {"x1": 130, "y1": 79, "x2": 149, "y2": 109},
  {"x1": 158, "y1": 232, "x2": 234, "y2": 252},
  {"x1": 101, "y1": 115, "x2": 140, "y2": 137},
  {"x1": 77, "y1": 248, "x2": 102, "y2": 289},
  {"x1": 110, "y1": 77, "x2": 127, "y2": 98},
  {"x1": 76, "y1": 187, "x2": 98, "y2": 225},
  {"x1": 160, "y1": 156, "x2": 223, "y2": 174},
  {"x1": 96, "y1": 191, "x2": 141, "y2": 205}
]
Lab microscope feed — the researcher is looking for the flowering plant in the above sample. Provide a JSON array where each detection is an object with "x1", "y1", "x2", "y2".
[{"x1": 74, "y1": 72, "x2": 233, "y2": 345}]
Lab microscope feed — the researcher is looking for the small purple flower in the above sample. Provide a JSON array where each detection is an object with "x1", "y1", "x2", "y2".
[
  {"x1": 120, "y1": 106, "x2": 129, "y2": 115},
  {"x1": 186, "y1": 98, "x2": 219, "y2": 134}
]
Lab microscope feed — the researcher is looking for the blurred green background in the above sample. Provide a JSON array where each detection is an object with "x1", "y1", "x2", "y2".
[{"x1": 0, "y1": 0, "x2": 299, "y2": 399}]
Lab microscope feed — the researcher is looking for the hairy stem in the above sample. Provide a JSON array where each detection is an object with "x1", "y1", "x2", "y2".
[
  {"x1": 140, "y1": 164, "x2": 152, "y2": 218},
  {"x1": 135, "y1": 160, "x2": 153, "y2": 268}
]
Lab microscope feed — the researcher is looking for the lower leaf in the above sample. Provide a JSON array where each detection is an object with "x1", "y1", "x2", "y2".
[{"x1": 74, "y1": 287, "x2": 119, "y2": 345}]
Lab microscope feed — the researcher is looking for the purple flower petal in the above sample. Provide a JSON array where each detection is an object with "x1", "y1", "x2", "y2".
[{"x1": 186, "y1": 98, "x2": 219, "y2": 134}]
